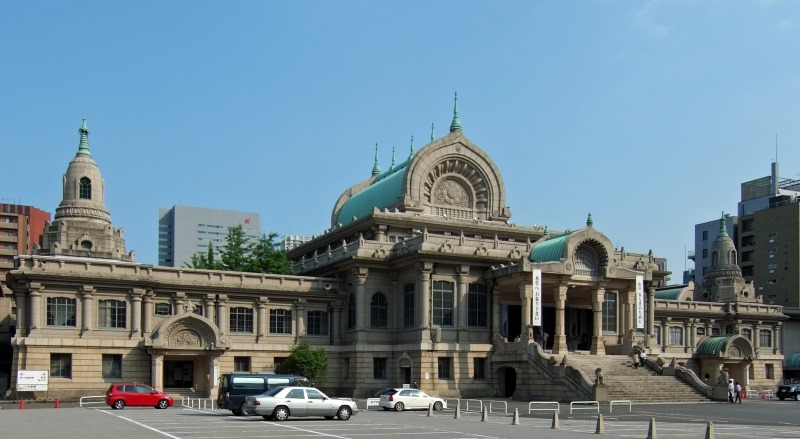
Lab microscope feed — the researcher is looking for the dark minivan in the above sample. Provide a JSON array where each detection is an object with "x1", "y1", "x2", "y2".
[{"x1": 217, "y1": 373, "x2": 310, "y2": 415}]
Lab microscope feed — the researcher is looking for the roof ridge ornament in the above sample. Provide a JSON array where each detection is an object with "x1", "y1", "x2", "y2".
[
  {"x1": 587, "y1": 213, "x2": 593, "y2": 227},
  {"x1": 430, "y1": 122, "x2": 435, "y2": 141},
  {"x1": 449, "y1": 91, "x2": 462, "y2": 133},
  {"x1": 718, "y1": 211, "x2": 728, "y2": 237},
  {"x1": 77, "y1": 117, "x2": 91, "y2": 156},
  {"x1": 390, "y1": 146, "x2": 396, "y2": 170},
  {"x1": 372, "y1": 143, "x2": 381, "y2": 176},
  {"x1": 409, "y1": 135, "x2": 415, "y2": 159}
]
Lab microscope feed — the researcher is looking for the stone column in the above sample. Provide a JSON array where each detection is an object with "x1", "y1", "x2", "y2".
[
  {"x1": 174, "y1": 292, "x2": 186, "y2": 315},
  {"x1": 590, "y1": 287, "x2": 606, "y2": 355},
  {"x1": 209, "y1": 354, "x2": 220, "y2": 399},
  {"x1": 683, "y1": 320, "x2": 690, "y2": 352},
  {"x1": 256, "y1": 298, "x2": 268, "y2": 341},
  {"x1": 296, "y1": 299, "x2": 307, "y2": 338},
  {"x1": 204, "y1": 294, "x2": 215, "y2": 322},
  {"x1": 217, "y1": 295, "x2": 228, "y2": 335},
  {"x1": 625, "y1": 290, "x2": 635, "y2": 339},
  {"x1": 456, "y1": 265, "x2": 469, "y2": 342},
  {"x1": 491, "y1": 283, "x2": 501, "y2": 342},
  {"x1": 519, "y1": 280, "x2": 532, "y2": 341},
  {"x1": 773, "y1": 323, "x2": 781, "y2": 354},
  {"x1": 553, "y1": 285, "x2": 568, "y2": 354},
  {"x1": 143, "y1": 291, "x2": 154, "y2": 336},
  {"x1": 418, "y1": 262, "x2": 433, "y2": 340},
  {"x1": 647, "y1": 285, "x2": 656, "y2": 347},
  {"x1": 131, "y1": 288, "x2": 144, "y2": 339},
  {"x1": 754, "y1": 321, "x2": 762, "y2": 352},
  {"x1": 152, "y1": 353, "x2": 164, "y2": 392},
  {"x1": 353, "y1": 267, "x2": 368, "y2": 343},
  {"x1": 29, "y1": 287, "x2": 42, "y2": 332},
  {"x1": 15, "y1": 290, "x2": 27, "y2": 337},
  {"x1": 331, "y1": 302, "x2": 342, "y2": 345},
  {"x1": 80, "y1": 285, "x2": 94, "y2": 335},
  {"x1": 689, "y1": 319, "x2": 697, "y2": 350},
  {"x1": 390, "y1": 275, "x2": 398, "y2": 330}
]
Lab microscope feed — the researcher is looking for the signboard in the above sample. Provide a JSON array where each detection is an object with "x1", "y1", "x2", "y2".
[
  {"x1": 532, "y1": 269, "x2": 542, "y2": 326},
  {"x1": 636, "y1": 274, "x2": 645, "y2": 330},
  {"x1": 17, "y1": 370, "x2": 48, "y2": 391}
]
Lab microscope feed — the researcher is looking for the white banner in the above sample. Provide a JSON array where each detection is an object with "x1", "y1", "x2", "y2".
[
  {"x1": 532, "y1": 269, "x2": 542, "y2": 326},
  {"x1": 17, "y1": 370, "x2": 48, "y2": 391},
  {"x1": 636, "y1": 274, "x2": 644, "y2": 329}
]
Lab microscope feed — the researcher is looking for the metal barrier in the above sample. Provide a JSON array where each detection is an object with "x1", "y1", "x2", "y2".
[
  {"x1": 488, "y1": 400, "x2": 507, "y2": 414},
  {"x1": 528, "y1": 401, "x2": 560, "y2": 415},
  {"x1": 569, "y1": 400, "x2": 599, "y2": 414},
  {"x1": 763, "y1": 390, "x2": 774, "y2": 399},
  {"x1": 461, "y1": 399, "x2": 483, "y2": 413},
  {"x1": 746, "y1": 389, "x2": 759, "y2": 399},
  {"x1": 609, "y1": 400, "x2": 631, "y2": 413},
  {"x1": 445, "y1": 398, "x2": 460, "y2": 410},
  {"x1": 366, "y1": 398, "x2": 380, "y2": 410},
  {"x1": 181, "y1": 397, "x2": 215, "y2": 410},
  {"x1": 79, "y1": 395, "x2": 106, "y2": 408}
]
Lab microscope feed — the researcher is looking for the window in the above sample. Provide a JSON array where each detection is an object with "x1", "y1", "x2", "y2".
[
  {"x1": 742, "y1": 251, "x2": 753, "y2": 262},
  {"x1": 654, "y1": 326, "x2": 661, "y2": 345},
  {"x1": 766, "y1": 363, "x2": 774, "y2": 379},
  {"x1": 768, "y1": 279, "x2": 778, "y2": 285},
  {"x1": 711, "y1": 327, "x2": 720, "y2": 336},
  {"x1": 155, "y1": 303, "x2": 172, "y2": 316},
  {"x1": 669, "y1": 326, "x2": 683, "y2": 346},
  {"x1": 432, "y1": 281, "x2": 454, "y2": 326},
  {"x1": 473, "y1": 358, "x2": 485, "y2": 380},
  {"x1": 342, "y1": 358, "x2": 350, "y2": 380},
  {"x1": 269, "y1": 309, "x2": 292, "y2": 334},
  {"x1": 193, "y1": 304, "x2": 203, "y2": 316},
  {"x1": 274, "y1": 357, "x2": 287, "y2": 374},
  {"x1": 307, "y1": 310, "x2": 329, "y2": 335},
  {"x1": 696, "y1": 327, "x2": 706, "y2": 336},
  {"x1": 468, "y1": 283, "x2": 488, "y2": 327},
  {"x1": 742, "y1": 266, "x2": 754, "y2": 276},
  {"x1": 741, "y1": 328, "x2": 752, "y2": 341},
  {"x1": 742, "y1": 235, "x2": 755, "y2": 246},
  {"x1": 347, "y1": 294, "x2": 356, "y2": 329},
  {"x1": 403, "y1": 283, "x2": 414, "y2": 328},
  {"x1": 234, "y1": 356, "x2": 251, "y2": 372},
  {"x1": 98, "y1": 300, "x2": 126, "y2": 329},
  {"x1": 373, "y1": 358, "x2": 387, "y2": 379},
  {"x1": 437, "y1": 357, "x2": 452, "y2": 379},
  {"x1": 51, "y1": 353, "x2": 72, "y2": 378},
  {"x1": 702, "y1": 230, "x2": 708, "y2": 241},
  {"x1": 702, "y1": 248, "x2": 708, "y2": 259},
  {"x1": 760, "y1": 329, "x2": 772, "y2": 348},
  {"x1": 230, "y1": 307, "x2": 253, "y2": 333},
  {"x1": 370, "y1": 292, "x2": 388, "y2": 328},
  {"x1": 46, "y1": 297, "x2": 77, "y2": 327},
  {"x1": 79, "y1": 177, "x2": 92, "y2": 199},
  {"x1": 102, "y1": 354, "x2": 122, "y2": 379},
  {"x1": 602, "y1": 292, "x2": 617, "y2": 332}
]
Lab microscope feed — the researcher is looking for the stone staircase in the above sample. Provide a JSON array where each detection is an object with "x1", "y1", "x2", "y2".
[{"x1": 563, "y1": 353, "x2": 711, "y2": 402}]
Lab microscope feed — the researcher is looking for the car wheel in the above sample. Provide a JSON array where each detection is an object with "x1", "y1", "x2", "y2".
[
  {"x1": 433, "y1": 401, "x2": 443, "y2": 411},
  {"x1": 112, "y1": 400, "x2": 125, "y2": 410},
  {"x1": 394, "y1": 402, "x2": 405, "y2": 411},
  {"x1": 337, "y1": 406, "x2": 352, "y2": 420},
  {"x1": 262, "y1": 415, "x2": 272, "y2": 421},
  {"x1": 273, "y1": 406, "x2": 290, "y2": 421},
  {"x1": 240, "y1": 402, "x2": 249, "y2": 415},
  {"x1": 157, "y1": 399, "x2": 169, "y2": 409}
]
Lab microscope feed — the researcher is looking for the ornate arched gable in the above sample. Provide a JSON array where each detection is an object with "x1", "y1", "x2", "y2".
[
  {"x1": 696, "y1": 334, "x2": 753, "y2": 360},
  {"x1": 148, "y1": 313, "x2": 227, "y2": 350},
  {"x1": 562, "y1": 229, "x2": 613, "y2": 277}
]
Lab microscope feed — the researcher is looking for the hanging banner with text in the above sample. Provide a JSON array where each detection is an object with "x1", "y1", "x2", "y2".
[
  {"x1": 532, "y1": 269, "x2": 542, "y2": 326},
  {"x1": 636, "y1": 274, "x2": 644, "y2": 329}
]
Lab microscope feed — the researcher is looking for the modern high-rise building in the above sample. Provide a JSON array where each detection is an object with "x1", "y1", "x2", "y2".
[
  {"x1": 280, "y1": 234, "x2": 313, "y2": 251},
  {"x1": 0, "y1": 203, "x2": 50, "y2": 282},
  {"x1": 157, "y1": 205, "x2": 262, "y2": 267}
]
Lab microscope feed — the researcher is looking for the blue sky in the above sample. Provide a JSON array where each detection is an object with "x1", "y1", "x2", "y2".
[{"x1": 4, "y1": 1, "x2": 800, "y2": 280}]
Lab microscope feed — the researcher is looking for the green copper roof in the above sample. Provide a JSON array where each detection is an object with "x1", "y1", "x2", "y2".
[
  {"x1": 77, "y1": 118, "x2": 91, "y2": 156},
  {"x1": 371, "y1": 143, "x2": 381, "y2": 176},
  {"x1": 336, "y1": 159, "x2": 411, "y2": 226},
  {"x1": 529, "y1": 231, "x2": 575, "y2": 262},
  {"x1": 449, "y1": 92, "x2": 462, "y2": 132},
  {"x1": 718, "y1": 212, "x2": 728, "y2": 237},
  {"x1": 655, "y1": 286, "x2": 686, "y2": 300},
  {"x1": 586, "y1": 213, "x2": 593, "y2": 227},
  {"x1": 409, "y1": 135, "x2": 415, "y2": 160},
  {"x1": 696, "y1": 335, "x2": 733, "y2": 356},
  {"x1": 785, "y1": 352, "x2": 800, "y2": 368},
  {"x1": 430, "y1": 122, "x2": 435, "y2": 141}
]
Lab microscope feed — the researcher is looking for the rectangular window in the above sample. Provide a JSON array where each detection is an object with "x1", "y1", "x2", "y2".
[
  {"x1": 702, "y1": 230, "x2": 708, "y2": 240},
  {"x1": 766, "y1": 363, "x2": 774, "y2": 379},
  {"x1": 46, "y1": 297, "x2": 77, "y2": 327},
  {"x1": 669, "y1": 326, "x2": 683, "y2": 346},
  {"x1": 370, "y1": 293, "x2": 388, "y2": 328},
  {"x1": 742, "y1": 235, "x2": 755, "y2": 246},
  {"x1": 473, "y1": 358, "x2": 485, "y2": 380},
  {"x1": 696, "y1": 327, "x2": 706, "y2": 336},
  {"x1": 468, "y1": 283, "x2": 488, "y2": 327},
  {"x1": 307, "y1": 310, "x2": 329, "y2": 335},
  {"x1": 654, "y1": 326, "x2": 661, "y2": 345},
  {"x1": 155, "y1": 303, "x2": 172, "y2": 316},
  {"x1": 102, "y1": 354, "x2": 122, "y2": 379},
  {"x1": 234, "y1": 356, "x2": 251, "y2": 373},
  {"x1": 98, "y1": 300, "x2": 127, "y2": 329},
  {"x1": 602, "y1": 292, "x2": 617, "y2": 332},
  {"x1": 702, "y1": 248, "x2": 708, "y2": 258},
  {"x1": 711, "y1": 327, "x2": 720, "y2": 336},
  {"x1": 51, "y1": 353, "x2": 72, "y2": 378},
  {"x1": 229, "y1": 307, "x2": 254, "y2": 333},
  {"x1": 760, "y1": 329, "x2": 772, "y2": 348},
  {"x1": 274, "y1": 357, "x2": 287, "y2": 374},
  {"x1": 432, "y1": 281, "x2": 454, "y2": 326},
  {"x1": 742, "y1": 266, "x2": 754, "y2": 276},
  {"x1": 741, "y1": 328, "x2": 752, "y2": 341},
  {"x1": 768, "y1": 279, "x2": 777, "y2": 285},
  {"x1": 403, "y1": 283, "x2": 415, "y2": 328},
  {"x1": 373, "y1": 358, "x2": 387, "y2": 379},
  {"x1": 437, "y1": 357, "x2": 452, "y2": 380},
  {"x1": 269, "y1": 309, "x2": 292, "y2": 334},
  {"x1": 342, "y1": 358, "x2": 350, "y2": 380}
]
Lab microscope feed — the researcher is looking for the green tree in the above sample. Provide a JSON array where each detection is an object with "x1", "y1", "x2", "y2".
[
  {"x1": 283, "y1": 340, "x2": 327, "y2": 384},
  {"x1": 247, "y1": 232, "x2": 292, "y2": 275},
  {"x1": 218, "y1": 224, "x2": 253, "y2": 271},
  {"x1": 185, "y1": 241, "x2": 222, "y2": 269},
  {"x1": 185, "y1": 224, "x2": 291, "y2": 275}
]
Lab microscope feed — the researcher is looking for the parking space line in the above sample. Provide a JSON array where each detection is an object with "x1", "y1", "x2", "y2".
[{"x1": 97, "y1": 409, "x2": 182, "y2": 439}]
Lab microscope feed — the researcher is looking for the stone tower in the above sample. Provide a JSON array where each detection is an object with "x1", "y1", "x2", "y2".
[
  {"x1": 699, "y1": 213, "x2": 756, "y2": 302},
  {"x1": 39, "y1": 119, "x2": 134, "y2": 262}
]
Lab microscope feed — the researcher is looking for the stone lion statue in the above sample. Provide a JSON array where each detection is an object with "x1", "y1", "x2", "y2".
[
  {"x1": 717, "y1": 368, "x2": 730, "y2": 385},
  {"x1": 595, "y1": 368, "x2": 605, "y2": 385}
]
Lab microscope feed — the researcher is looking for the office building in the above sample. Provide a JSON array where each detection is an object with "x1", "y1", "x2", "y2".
[
  {"x1": 280, "y1": 234, "x2": 313, "y2": 251},
  {"x1": 0, "y1": 203, "x2": 50, "y2": 283}
]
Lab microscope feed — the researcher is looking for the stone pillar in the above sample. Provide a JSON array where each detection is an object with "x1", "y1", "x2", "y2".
[
  {"x1": 331, "y1": 302, "x2": 342, "y2": 345},
  {"x1": 80, "y1": 285, "x2": 94, "y2": 335},
  {"x1": 353, "y1": 267, "x2": 368, "y2": 337},
  {"x1": 174, "y1": 292, "x2": 186, "y2": 315},
  {"x1": 553, "y1": 285, "x2": 568, "y2": 354},
  {"x1": 625, "y1": 290, "x2": 635, "y2": 339},
  {"x1": 590, "y1": 287, "x2": 605, "y2": 355},
  {"x1": 390, "y1": 275, "x2": 398, "y2": 330},
  {"x1": 683, "y1": 320, "x2": 690, "y2": 352},
  {"x1": 152, "y1": 353, "x2": 164, "y2": 391},
  {"x1": 208, "y1": 354, "x2": 220, "y2": 399},
  {"x1": 131, "y1": 288, "x2": 144, "y2": 339},
  {"x1": 143, "y1": 291, "x2": 154, "y2": 336},
  {"x1": 418, "y1": 262, "x2": 433, "y2": 340},
  {"x1": 217, "y1": 295, "x2": 228, "y2": 335},
  {"x1": 773, "y1": 323, "x2": 781, "y2": 354},
  {"x1": 491, "y1": 283, "x2": 501, "y2": 342},
  {"x1": 646, "y1": 286, "x2": 655, "y2": 348},
  {"x1": 29, "y1": 288, "x2": 42, "y2": 332},
  {"x1": 15, "y1": 290, "x2": 27, "y2": 337},
  {"x1": 456, "y1": 265, "x2": 469, "y2": 341},
  {"x1": 373, "y1": 224, "x2": 388, "y2": 242},
  {"x1": 519, "y1": 280, "x2": 532, "y2": 341},
  {"x1": 754, "y1": 321, "x2": 762, "y2": 352},
  {"x1": 204, "y1": 294, "x2": 215, "y2": 322},
  {"x1": 256, "y1": 298, "x2": 268, "y2": 340},
  {"x1": 296, "y1": 299, "x2": 307, "y2": 337}
]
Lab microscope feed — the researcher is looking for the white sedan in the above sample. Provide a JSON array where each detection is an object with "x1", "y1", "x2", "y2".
[
  {"x1": 244, "y1": 386, "x2": 358, "y2": 421},
  {"x1": 378, "y1": 388, "x2": 447, "y2": 411}
]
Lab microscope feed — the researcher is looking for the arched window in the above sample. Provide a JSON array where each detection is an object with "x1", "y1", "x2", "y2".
[
  {"x1": 729, "y1": 249, "x2": 737, "y2": 264},
  {"x1": 370, "y1": 292, "x2": 388, "y2": 328},
  {"x1": 79, "y1": 177, "x2": 92, "y2": 199},
  {"x1": 712, "y1": 251, "x2": 719, "y2": 266},
  {"x1": 574, "y1": 244, "x2": 599, "y2": 276},
  {"x1": 347, "y1": 294, "x2": 356, "y2": 329}
]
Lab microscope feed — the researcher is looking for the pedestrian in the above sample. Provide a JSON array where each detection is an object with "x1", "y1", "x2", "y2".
[
  {"x1": 728, "y1": 379, "x2": 735, "y2": 403},
  {"x1": 735, "y1": 381, "x2": 742, "y2": 404},
  {"x1": 633, "y1": 351, "x2": 640, "y2": 369},
  {"x1": 543, "y1": 332, "x2": 549, "y2": 350}
]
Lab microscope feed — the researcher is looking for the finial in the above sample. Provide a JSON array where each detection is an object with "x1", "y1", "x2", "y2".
[
  {"x1": 77, "y1": 117, "x2": 91, "y2": 156},
  {"x1": 390, "y1": 146, "x2": 396, "y2": 170},
  {"x1": 587, "y1": 213, "x2": 593, "y2": 227},
  {"x1": 543, "y1": 225, "x2": 549, "y2": 236},
  {"x1": 371, "y1": 143, "x2": 381, "y2": 176},
  {"x1": 430, "y1": 122, "x2": 435, "y2": 141},
  {"x1": 449, "y1": 91, "x2": 462, "y2": 132},
  {"x1": 719, "y1": 211, "x2": 728, "y2": 237},
  {"x1": 409, "y1": 135, "x2": 415, "y2": 159}
]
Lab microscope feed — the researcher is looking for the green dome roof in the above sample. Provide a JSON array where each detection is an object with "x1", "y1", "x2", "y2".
[
  {"x1": 785, "y1": 352, "x2": 800, "y2": 368},
  {"x1": 529, "y1": 231, "x2": 574, "y2": 263},
  {"x1": 336, "y1": 159, "x2": 410, "y2": 226},
  {"x1": 696, "y1": 335, "x2": 732, "y2": 356},
  {"x1": 655, "y1": 286, "x2": 686, "y2": 300}
]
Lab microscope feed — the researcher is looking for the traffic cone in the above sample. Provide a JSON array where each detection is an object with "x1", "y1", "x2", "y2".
[
  {"x1": 647, "y1": 417, "x2": 658, "y2": 439},
  {"x1": 705, "y1": 421, "x2": 715, "y2": 439},
  {"x1": 761, "y1": 392, "x2": 766, "y2": 399},
  {"x1": 511, "y1": 408, "x2": 520, "y2": 425},
  {"x1": 595, "y1": 414, "x2": 604, "y2": 434},
  {"x1": 55, "y1": 399, "x2": 60, "y2": 409},
  {"x1": 551, "y1": 412, "x2": 560, "y2": 429},
  {"x1": 19, "y1": 399, "x2": 24, "y2": 410}
]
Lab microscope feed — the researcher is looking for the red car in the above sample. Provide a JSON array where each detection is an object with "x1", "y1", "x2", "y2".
[{"x1": 106, "y1": 383, "x2": 174, "y2": 409}]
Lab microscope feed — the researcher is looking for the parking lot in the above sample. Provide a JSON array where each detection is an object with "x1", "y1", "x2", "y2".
[{"x1": 3, "y1": 397, "x2": 800, "y2": 439}]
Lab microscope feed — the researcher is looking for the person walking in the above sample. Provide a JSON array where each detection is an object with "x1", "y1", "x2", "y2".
[
  {"x1": 728, "y1": 379, "x2": 735, "y2": 403},
  {"x1": 734, "y1": 381, "x2": 743, "y2": 404}
]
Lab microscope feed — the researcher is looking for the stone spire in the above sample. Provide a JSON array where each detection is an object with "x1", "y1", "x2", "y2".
[
  {"x1": 371, "y1": 143, "x2": 381, "y2": 176},
  {"x1": 449, "y1": 91, "x2": 462, "y2": 132}
]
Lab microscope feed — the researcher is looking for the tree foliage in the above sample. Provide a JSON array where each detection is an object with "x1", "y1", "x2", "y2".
[
  {"x1": 184, "y1": 225, "x2": 291, "y2": 275},
  {"x1": 283, "y1": 340, "x2": 328, "y2": 384}
]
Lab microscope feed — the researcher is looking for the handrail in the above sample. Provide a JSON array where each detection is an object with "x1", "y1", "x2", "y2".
[
  {"x1": 460, "y1": 399, "x2": 483, "y2": 412},
  {"x1": 674, "y1": 366, "x2": 714, "y2": 398},
  {"x1": 488, "y1": 400, "x2": 507, "y2": 414},
  {"x1": 569, "y1": 400, "x2": 599, "y2": 414},
  {"x1": 79, "y1": 395, "x2": 106, "y2": 408},
  {"x1": 181, "y1": 396, "x2": 215, "y2": 410},
  {"x1": 609, "y1": 400, "x2": 631, "y2": 413},
  {"x1": 528, "y1": 401, "x2": 560, "y2": 414}
]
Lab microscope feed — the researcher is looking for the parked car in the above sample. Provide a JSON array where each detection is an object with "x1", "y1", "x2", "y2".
[
  {"x1": 378, "y1": 388, "x2": 446, "y2": 411},
  {"x1": 217, "y1": 373, "x2": 310, "y2": 415},
  {"x1": 106, "y1": 383, "x2": 174, "y2": 409},
  {"x1": 244, "y1": 386, "x2": 358, "y2": 421},
  {"x1": 777, "y1": 384, "x2": 800, "y2": 400}
]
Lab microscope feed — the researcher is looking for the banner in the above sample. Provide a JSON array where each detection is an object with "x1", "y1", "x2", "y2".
[
  {"x1": 636, "y1": 274, "x2": 644, "y2": 329},
  {"x1": 532, "y1": 269, "x2": 542, "y2": 326}
]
